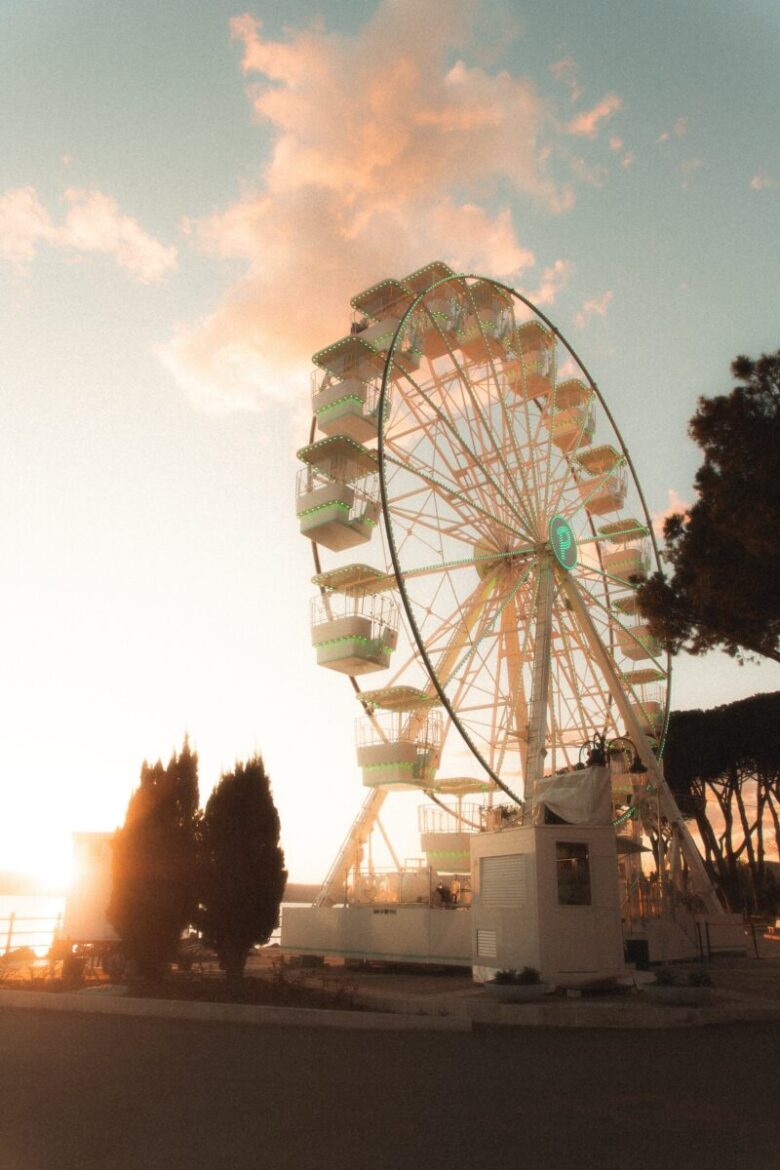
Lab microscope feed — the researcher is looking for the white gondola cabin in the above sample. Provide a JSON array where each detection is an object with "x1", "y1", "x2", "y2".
[
  {"x1": 311, "y1": 375, "x2": 383, "y2": 442},
  {"x1": 310, "y1": 593, "x2": 399, "y2": 675},
  {"x1": 575, "y1": 446, "x2": 627, "y2": 515},
  {"x1": 458, "y1": 280, "x2": 513, "y2": 362},
  {"x1": 402, "y1": 263, "x2": 464, "y2": 360},
  {"x1": 599, "y1": 519, "x2": 650, "y2": 582},
  {"x1": 350, "y1": 278, "x2": 421, "y2": 372},
  {"x1": 628, "y1": 683, "x2": 666, "y2": 737},
  {"x1": 617, "y1": 621, "x2": 661, "y2": 662},
  {"x1": 311, "y1": 335, "x2": 389, "y2": 442},
  {"x1": 356, "y1": 709, "x2": 442, "y2": 789},
  {"x1": 506, "y1": 319, "x2": 555, "y2": 399},
  {"x1": 543, "y1": 379, "x2": 595, "y2": 451},
  {"x1": 296, "y1": 435, "x2": 379, "y2": 551}
]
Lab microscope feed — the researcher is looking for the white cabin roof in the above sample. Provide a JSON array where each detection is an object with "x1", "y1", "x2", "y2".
[
  {"x1": 297, "y1": 435, "x2": 378, "y2": 477},
  {"x1": 357, "y1": 685, "x2": 441, "y2": 712},
  {"x1": 312, "y1": 335, "x2": 387, "y2": 379},
  {"x1": 350, "y1": 278, "x2": 414, "y2": 320},
  {"x1": 311, "y1": 563, "x2": 394, "y2": 595},
  {"x1": 575, "y1": 444, "x2": 622, "y2": 474},
  {"x1": 400, "y1": 261, "x2": 455, "y2": 295}
]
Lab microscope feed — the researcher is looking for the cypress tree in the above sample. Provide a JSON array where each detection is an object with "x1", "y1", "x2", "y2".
[
  {"x1": 109, "y1": 738, "x2": 199, "y2": 979},
  {"x1": 197, "y1": 755, "x2": 287, "y2": 982}
]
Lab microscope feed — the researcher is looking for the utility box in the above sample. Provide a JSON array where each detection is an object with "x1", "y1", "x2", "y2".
[{"x1": 470, "y1": 823, "x2": 625, "y2": 985}]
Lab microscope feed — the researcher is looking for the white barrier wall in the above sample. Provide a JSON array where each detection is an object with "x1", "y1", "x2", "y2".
[{"x1": 281, "y1": 904, "x2": 471, "y2": 966}]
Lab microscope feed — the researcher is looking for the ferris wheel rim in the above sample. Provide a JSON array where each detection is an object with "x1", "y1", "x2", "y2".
[{"x1": 375, "y1": 271, "x2": 672, "y2": 796}]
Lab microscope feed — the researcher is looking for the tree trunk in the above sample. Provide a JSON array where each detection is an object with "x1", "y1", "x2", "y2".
[
  {"x1": 766, "y1": 791, "x2": 780, "y2": 859},
  {"x1": 734, "y1": 778, "x2": 758, "y2": 911}
]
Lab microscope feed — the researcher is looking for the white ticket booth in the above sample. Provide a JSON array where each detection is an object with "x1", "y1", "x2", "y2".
[{"x1": 470, "y1": 808, "x2": 626, "y2": 986}]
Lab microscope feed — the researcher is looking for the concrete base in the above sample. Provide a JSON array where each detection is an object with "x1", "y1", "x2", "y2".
[{"x1": 281, "y1": 904, "x2": 471, "y2": 967}]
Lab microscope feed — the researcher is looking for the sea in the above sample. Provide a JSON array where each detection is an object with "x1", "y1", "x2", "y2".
[
  {"x1": 0, "y1": 895, "x2": 66, "y2": 955},
  {"x1": 0, "y1": 896, "x2": 302, "y2": 956}
]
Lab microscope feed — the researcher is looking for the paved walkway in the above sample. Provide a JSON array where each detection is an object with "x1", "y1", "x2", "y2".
[
  {"x1": 1, "y1": 951, "x2": 778, "y2": 1032},
  {"x1": 0, "y1": 1008, "x2": 777, "y2": 1170}
]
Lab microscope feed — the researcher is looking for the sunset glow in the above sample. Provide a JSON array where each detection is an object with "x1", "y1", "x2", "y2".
[{"x1": 1, "y1": 0, "x2": 778, "y2": 885}]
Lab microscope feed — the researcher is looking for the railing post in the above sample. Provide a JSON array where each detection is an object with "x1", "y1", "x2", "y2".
[
  {"x1": 750, "y1": 921, "x2": 761, "y2": 959},
  {"x1": 5, "y1": 912, "x2": 15, "y2": 955}
]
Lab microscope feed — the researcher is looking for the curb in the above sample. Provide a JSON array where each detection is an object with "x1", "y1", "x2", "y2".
[
  {"x1": 0, "y1": 988, "x2": 470, "y2": 1032},
  {"x1": 351, "y1": 988, "x2": 780, "y2": 1029},
  {"x1": 1, "y1": 987, "x2": 778, "y2": 1033}
]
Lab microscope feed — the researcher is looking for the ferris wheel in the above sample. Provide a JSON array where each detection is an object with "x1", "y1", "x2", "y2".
[{"x1": 296, "y1": 262, "x2": 718, "y2": 910}]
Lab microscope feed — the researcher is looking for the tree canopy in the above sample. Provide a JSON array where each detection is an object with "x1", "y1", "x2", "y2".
[
  {"x1": 197, "y1": 755, "x2": 287, "y2": 981},
  {"x1": 637, "y1": 350, "x2": 780, "y2": 663},
  {"x1": 108, "y1": 739, "x2": 200, "y2": 978},
  {"x1": 664, "y1": 692, "x2": 780, "y2": 911}
]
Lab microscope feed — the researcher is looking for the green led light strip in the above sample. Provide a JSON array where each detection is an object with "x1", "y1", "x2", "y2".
[
  {"x1": 316, "y1": 635, "x2": 393, "y2": 652},
  {"x1": 298, "y1": 499, "x2": 351, "y2": 518}
]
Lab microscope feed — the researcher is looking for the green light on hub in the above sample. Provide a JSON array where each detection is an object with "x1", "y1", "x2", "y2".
[{"x1": 549, "y1": 514, "x2": 577, "y2": 571}]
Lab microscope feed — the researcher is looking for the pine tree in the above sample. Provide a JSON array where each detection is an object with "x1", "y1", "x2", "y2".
[
  {"x1": 109, "y1": 738, "x2": 199, "y2": 979},
  {"x1": 197, "y1": 755, "x2": 287, "y2": 982},
  {"x1": 637, "y1": 350, "x2": 780, "y2": 663}
]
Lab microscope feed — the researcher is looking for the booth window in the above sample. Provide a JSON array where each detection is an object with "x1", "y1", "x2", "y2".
[{"x1": 556, "y1": 842, "x2": 591, "y2": 905}]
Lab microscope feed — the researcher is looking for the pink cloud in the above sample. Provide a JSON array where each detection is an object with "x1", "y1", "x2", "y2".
[
  {"x1": 573, "y1": 290, "x2": 613, "y2": 329},
  {"x1": 550, "y1": 56, "x2": 582, "y2": 103},
  {"x1": 652, "y1": 489, "x2": 689, "y2": 538},
  {"x1": 0, "y1": 187, "x2": 55, "y2": 267},
  {"x1": 750, "y1": 173, "x2": 776, "y2": 191},
  {"x1": 523, "y1": 259, "x2": 573, "y2": 307},
  {"x1": 608, "y1": 136, "x2": 634, "y2": 169},
  {"x1": 231, "y1": 12, "x2": 567, "y2": 211},
  {"x1": 59, "y1": 190, "x2": 176, "y2": 283},
  {"x1": 569, "y1": 155, "x2": 608, "y2": 187},
  {"x1": 680, "y1": 158, "x2": 704, "y2": 189},
  {"x1": 658, "y1": 117, "x2": 687, "y2": 144},
  {"x1": 0, "y1": 185, "x2": 176, "y2": 282},
  {"x1": 163, "y1": 2, "x2": 577, "y2": 413},
  {"x1": 566, "y1": 94, "x2": 622, "y2": 138}
]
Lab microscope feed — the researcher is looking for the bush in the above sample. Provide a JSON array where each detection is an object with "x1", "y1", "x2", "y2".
[{"x1": 493, "y1": 966, "x2": 541, "y2": 985}]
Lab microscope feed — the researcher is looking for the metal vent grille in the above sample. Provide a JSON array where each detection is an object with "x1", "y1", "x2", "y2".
[
  {"x1": 476, "y1": 929, "x2": 498, "y2": 958},
  {"x1": 481, "y1": 854, "x2": 528, "y2": 908}
]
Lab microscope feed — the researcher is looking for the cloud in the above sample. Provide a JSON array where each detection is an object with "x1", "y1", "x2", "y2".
[
  {"x1": 566, "y1": 94, "x2": 622, "y2": 138},
  {"x1": 680, "y1": 158, "x2": 704, "y2": 189},
  {"x1": 608, "y1": 137, "x2": 623, "y2": 152},
  {"x1": 621, "y1": 151, "x2": 635, "y2": 169},
  {"x1": 164, "y1": 2, "x2": 579, "y2": 414},
  {"x1": 522, "y1": 259, "x2": 573, "y2": 306},
  {"x1": 652, "y1": 489, "x2": 689, "y2": 539},
  {"x1": 550, "y1": 56, "x2": 581, "y2": 103},
  {"x1": 658, "y1": 117, "x2": 687, "y2": 144},
  {"x1": 573, "y1": 290, "x2": 613, "y2": 329},
  {"x1": 750, "y1": 173, "x2": 776, "y2": 191},
  {"x1": 59, "y1": 190, "x2": 177, "y2": 283},
  {"x1": 0, "y1": 185, "x2": 176, "y2": 282},
  {"x1": 569, "y1": 156, "x2": 608, "y2": 187},
  {"x1": 0, "y1": 186, "x2": 54, "y2": 267}
]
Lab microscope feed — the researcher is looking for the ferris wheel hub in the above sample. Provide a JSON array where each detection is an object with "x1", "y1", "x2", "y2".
[{"x1": 473, "y1": 539, "x2": 534, "y2": 581}]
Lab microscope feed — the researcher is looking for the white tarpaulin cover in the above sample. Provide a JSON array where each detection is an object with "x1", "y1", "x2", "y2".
[{"x1": 533, "y1": 765, "x2": 613, "y2": 825}]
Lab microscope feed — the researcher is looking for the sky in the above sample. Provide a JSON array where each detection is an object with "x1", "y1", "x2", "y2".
[{"x1": 2, "y1": 0, "x2": 779, "y2": 885}]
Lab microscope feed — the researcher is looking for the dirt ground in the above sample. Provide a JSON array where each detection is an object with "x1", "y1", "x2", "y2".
[{"x1": 2, "y1": 933, "x2": 778, "y2": 1008}]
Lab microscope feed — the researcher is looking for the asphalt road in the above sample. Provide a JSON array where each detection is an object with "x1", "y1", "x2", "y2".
[{"x1": 0, "y1": 1009, "x2": 777, "y2": 1170}]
